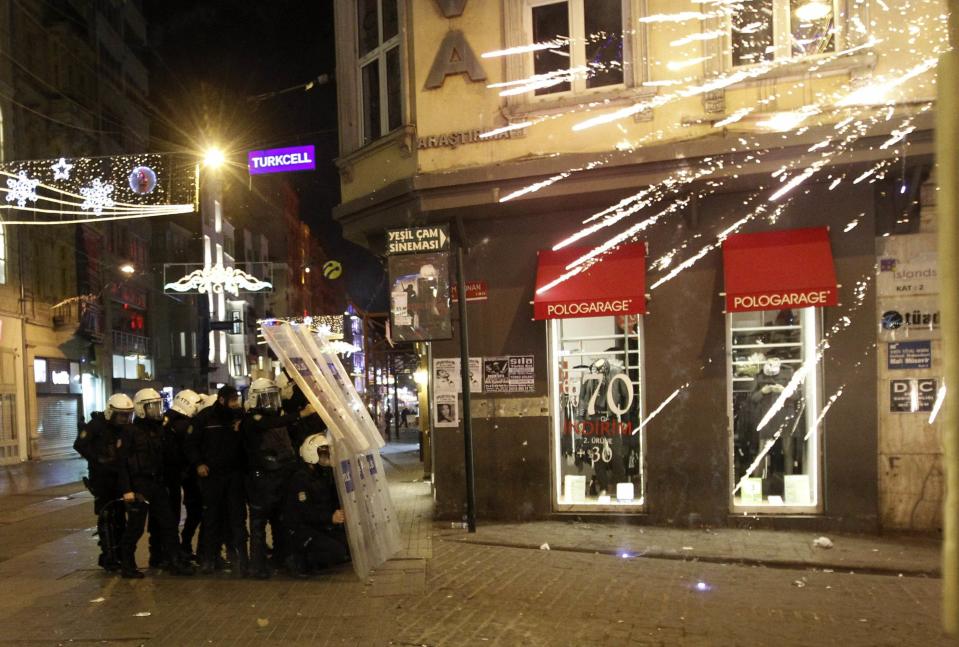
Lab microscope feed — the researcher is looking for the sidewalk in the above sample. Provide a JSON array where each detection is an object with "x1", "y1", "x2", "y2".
[
  {"x1": 436, "y1": 520, "x2": 941, "y2": 578},
  {"x1": 0, "y1": 455, "x2": 85, "y2": 497}
]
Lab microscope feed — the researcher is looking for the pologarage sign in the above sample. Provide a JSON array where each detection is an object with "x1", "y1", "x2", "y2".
[{"x1": 247, "y1": 145, "x2": 316, "y2": 175}]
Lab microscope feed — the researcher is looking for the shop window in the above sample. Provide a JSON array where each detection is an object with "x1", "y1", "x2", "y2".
[
  {"x1": 731, "y1": 0, "x2": 837, "y2": 67},
  {"x1": 729, "y1": 307, "x2": 821, "y2": 511},
  {"x1": 549, "y1": 314, "x2": 644, "y2": 509},
  {"x1": 357, "y1": 0, "x2": 402, "y2": 145},
  {"x1": 526, "y1": 0, "x2": 625, "y2": 96}
]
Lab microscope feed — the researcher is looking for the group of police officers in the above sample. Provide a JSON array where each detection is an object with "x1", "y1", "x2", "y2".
[{"x1": 73, "y1": 375, "x2": 350, "y2": 580}]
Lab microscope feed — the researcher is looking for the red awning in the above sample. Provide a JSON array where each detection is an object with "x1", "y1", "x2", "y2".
[
  {"x1": 533, "y1": 243, "x2": 646, "y2": 320},
  {"x1": 722, "y1": 227, "x2": 838, "y2": 313}
]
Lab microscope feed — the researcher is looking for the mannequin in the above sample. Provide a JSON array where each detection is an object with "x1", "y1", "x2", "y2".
[{"x1": 747, "y1": 356, "x2": 802, "y2": 497}]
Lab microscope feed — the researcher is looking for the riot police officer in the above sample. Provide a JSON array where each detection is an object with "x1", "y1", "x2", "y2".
[
  {"x1": 74, "y1": 393, "x2": 134, "y2": 572},
  {"x1": 185, "y1": 385, "x2": 248, "y2": 575},
  {"x1": 163, "y1": 389, "x2": 203, "y2": 559},
  {"x1": 277, "y1": 371, "x2": 327, "y2": 451},
  {"x1": 284, "y1": 432, "x2": 350, "y2": 577},
  {"x1": 117, "y1": 389, "x2": 195, "y2": 578},
  {"x1": 242, "y1": 377, "x2": 298, "y2": 579}
]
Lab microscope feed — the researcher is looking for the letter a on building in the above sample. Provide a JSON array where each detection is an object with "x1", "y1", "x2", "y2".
[{"x1": 425, "y1": 30, "x2": 487, "y2": 89}]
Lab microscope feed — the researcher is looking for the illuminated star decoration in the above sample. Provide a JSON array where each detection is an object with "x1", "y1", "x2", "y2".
[
  {"x1": 5, "y1": 171, "x2": 40, "y2": 208},
  {"x1": 50, "y1": 158, "x2": 73, "y2": 181},
  {"x1": 79, "y1": 178, "x2": 115, "y2": 215}
]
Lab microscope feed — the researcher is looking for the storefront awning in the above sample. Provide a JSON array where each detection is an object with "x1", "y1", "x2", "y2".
[
  {"x1": 533, "y1": 243, "x2": 646, "y2": 320},
  {"x1": 722, "y1": 227, "x2": 838, "y2": 313}
]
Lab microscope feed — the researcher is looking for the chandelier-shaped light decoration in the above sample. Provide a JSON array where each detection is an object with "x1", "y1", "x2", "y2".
[{"x1": 164, "y1": 264, "x2": 273, "y2": 297}]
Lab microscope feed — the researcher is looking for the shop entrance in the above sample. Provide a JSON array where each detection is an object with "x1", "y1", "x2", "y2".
[{"x1": 36, "y1": 396, "x2": 80, "y2": 459}]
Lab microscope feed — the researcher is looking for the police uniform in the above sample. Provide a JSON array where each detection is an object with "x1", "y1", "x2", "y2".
[
  {"x1": 163, "y1": 409, "x2": 202, "y2": 555},
  {"x1": 242, "y1": 409, "x2": 298, "y2": 577},
  {"x1": 184, "y1": 400, "x2": 248, "y2": 571},
  {"x1": 284, "y1": 463, "x2": 349, "y2": 573},
  {"x1": 74, "y1": 412, "x2": 126, "y2": 570},
  {"x1": 117, "y1": 417, "x2": 191, "y2": 576}
]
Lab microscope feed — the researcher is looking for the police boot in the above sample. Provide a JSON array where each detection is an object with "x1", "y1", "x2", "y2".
[
  {"x1": 231, "y1": 545, "x2": 248, "y2": 579},
  {"x1": 198, "y1": 558, "x2": 215, "y2": 575},
  {"x1": 248, "y1": 543, "x2": 270, "y2": 580},
  {"x1": 165, "y1": 558, "x2": 196, "y2": 577},
  {"x1": 284, "y1": 553, "x2": 309, "y2": 579},
  {"x1": 120, "y1": 552, "x2": 144, "y2": 579}
]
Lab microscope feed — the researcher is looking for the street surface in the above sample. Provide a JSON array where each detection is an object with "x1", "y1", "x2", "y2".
[{"x1": 0, "y1": 439, "x2": 949, "y2": 646}]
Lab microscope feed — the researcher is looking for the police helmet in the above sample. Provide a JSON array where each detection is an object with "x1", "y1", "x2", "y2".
[
  {"x1": 133, "y1": 388, "x2": 164, "y2": 421},
  {"x1": 105, "y1": 393, "x2": 135, "y2": 425},
  {"x1": 300, "y1": 432, "x2": 331, "y2": 466},
  {"x1": 276, "y1": 371, "x2": 295, "y2": 401},
  {"x1": 170, "y1": 389, "x2": 202, "y2": 418},
  {"x1": 196, "y1": 393, "x2": 218, "y2": 413},
  {"x1": 247, "y1": 377, "x2": 281, "y2": 413}
]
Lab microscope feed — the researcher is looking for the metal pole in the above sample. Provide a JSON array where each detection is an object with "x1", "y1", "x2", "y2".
[
  {"x1": 390, "y1": 352, "x2": 399, "y2": 441},
  {"x1": 941, "y1": 4, "x2": 959, "y2": 634},
  {"x1": 455, "y1": 238, "x2": 477, "y2": 532}
]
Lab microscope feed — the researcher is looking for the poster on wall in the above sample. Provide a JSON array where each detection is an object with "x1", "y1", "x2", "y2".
[
  {"x1": 483, "y1": 356, "x2": 510, "y2": 393},
  {"x1": 388, "y1": 252, "x2": 452, "y2": 342},
  {"x1": 508, "y1": 355, "x2": 535, "y2": 393},
  {"x1": 432, "y1": 357, "x2": 481, "y2": 393},
  {"x1": 434, "y1": 393, "x2": 459, "y2": 427}
]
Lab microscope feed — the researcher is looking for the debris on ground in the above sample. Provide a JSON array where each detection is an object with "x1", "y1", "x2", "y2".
[
  {"x1": 812, "y1": 536, "x2": 834, "y2": 549},
  {"x1": 539, "y1": 543, "x2": 550, "y2": 551}
]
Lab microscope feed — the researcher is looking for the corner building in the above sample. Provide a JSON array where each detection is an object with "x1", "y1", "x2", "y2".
[{"x1": 332, "y1": 0, "x2": 945, "y2": 532}]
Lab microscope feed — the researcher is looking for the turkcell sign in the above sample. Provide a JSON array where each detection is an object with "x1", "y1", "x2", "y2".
[{"x1": 247, "y1": 145, "x2": 316, "y2": 175}]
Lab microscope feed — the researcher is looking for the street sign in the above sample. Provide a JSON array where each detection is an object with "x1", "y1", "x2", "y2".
[
  {"x1": 386, "y1": 225, "x2": 450, "y2": 255},
  {"x1": 451, "y1": 280, "x2": 488, "y2": 302},
  {"x1": 209, "y1": 321, "x2": 235, "y2": 331},
  {"x1": 888, "y1": 340, "x2": 932, "y2": 370}
]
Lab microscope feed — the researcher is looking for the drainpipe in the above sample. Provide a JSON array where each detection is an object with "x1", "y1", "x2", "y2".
[{"x1": 939, "y1": 2, "x2": 959, "y2": 635}]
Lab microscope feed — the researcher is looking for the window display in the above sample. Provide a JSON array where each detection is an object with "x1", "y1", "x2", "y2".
[
  {"x1": 729, "y1": 307, "x2": 821, "y2": 510},
  {"x1": 550, "y1": 314, "x2": 644, "y2": 508}
]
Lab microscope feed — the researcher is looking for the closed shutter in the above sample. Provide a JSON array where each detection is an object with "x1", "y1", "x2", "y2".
[{"x1": 36, "y1": 397, "x2": 79, "y2": 458}]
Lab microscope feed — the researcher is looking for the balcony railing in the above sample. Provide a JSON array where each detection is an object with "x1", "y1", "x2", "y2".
[
  {"x1": 112, "y1": 330, "x2": 151, "y2": 356},
  {"x1": 52, "y1": 297, "x2": 104, "y2": 342}
]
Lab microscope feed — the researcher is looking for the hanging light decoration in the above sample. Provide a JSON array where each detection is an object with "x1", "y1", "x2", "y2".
[{"x1": 794, "y1": 0, "x2": 832, "y2": 22}]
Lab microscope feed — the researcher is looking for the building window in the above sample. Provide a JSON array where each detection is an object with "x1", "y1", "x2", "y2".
[
  {"x1": 230, "y1": 353, "x2": 244, "y2": 377},
  {"x1": 357, "y1": 0, "x2": 402, "y2": 145},
  {"x1": 729, "y1": 307, "x2": 822, "y2": 511},
  {"x1": 549, "y1": 314, "x2": 644, "y2": 509},
  {"x1": 730, "y1": 0, "x2": 837, "y2": 67},
  {"x1": 179, "y1": 332, "x2": 187, "y2": 358},
  {"x1": 527, "y1": 0, "x2": 624, "y2": 96},
  {"x1": 231, "y1": 310, "x2": 243, "y2": 335}
]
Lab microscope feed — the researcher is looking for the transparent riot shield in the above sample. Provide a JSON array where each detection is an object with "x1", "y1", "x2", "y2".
[{"x1": 260, "y1": 320, "x2": 401, "y2": 579}]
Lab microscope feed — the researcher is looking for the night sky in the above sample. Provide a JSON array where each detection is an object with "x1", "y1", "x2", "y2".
[{"x1": 145, "y1": 1, "x2": 388, "y2": 312}]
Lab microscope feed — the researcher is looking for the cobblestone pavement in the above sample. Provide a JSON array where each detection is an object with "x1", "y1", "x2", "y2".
[{"x1": 0, "y1": 445, "x2": 950, "y2": 646}]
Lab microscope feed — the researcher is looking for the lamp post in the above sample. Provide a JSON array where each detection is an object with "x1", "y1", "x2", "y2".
[{"x1": 197, "y1": 147, "x2": 225, "y2": 392}]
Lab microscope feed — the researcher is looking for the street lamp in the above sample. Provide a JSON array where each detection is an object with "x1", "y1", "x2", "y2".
[
  {"x1": 203, "y1": 147, "x2": 225, "y2": 168},
  {"x1": 119, "y1": 263, "x2": 136, "y2": 275}
]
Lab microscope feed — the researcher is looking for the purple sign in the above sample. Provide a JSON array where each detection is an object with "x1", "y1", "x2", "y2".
[{"x1": 247, "y1": 145, "x2": 315, "y2": 175}]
